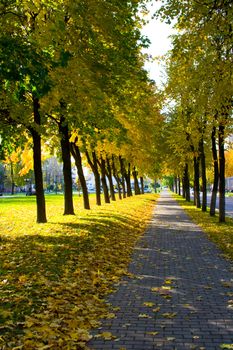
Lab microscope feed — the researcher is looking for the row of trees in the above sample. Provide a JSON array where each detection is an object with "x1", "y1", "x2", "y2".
[
  {"x1": 0, "y1": 0, "x2": 163, "y2": 222},
  {"x1": 157, "y1": 0, "x2": 233, "y2": 222},
  {"x1": 1, "y1": 0, "x2": 232, "y2": 224}
]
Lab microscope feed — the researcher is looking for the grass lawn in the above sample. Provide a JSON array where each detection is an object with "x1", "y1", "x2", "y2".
[
  {"x1": 173, "y1": 193, "x2": 233, "y2": 261},
  {"x1": 0, "y1": 193, "x2": 157, "y2": 350}
]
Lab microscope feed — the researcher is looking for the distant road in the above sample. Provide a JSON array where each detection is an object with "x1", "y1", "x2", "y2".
[
  {"x1": 216, "y1": 195, "x2": 233, "y2": 218},
  {"x1": 191, "y1": 193, "x2": 233, "y2": 218}
]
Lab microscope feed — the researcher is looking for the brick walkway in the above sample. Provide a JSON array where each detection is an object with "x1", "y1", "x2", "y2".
[{"x1": 88, "y1": 190, "x2": 233, "y2": 350}]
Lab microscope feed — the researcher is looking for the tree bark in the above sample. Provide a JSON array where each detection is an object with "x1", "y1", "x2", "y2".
[
  {"x1": 174, "y1": 176, "x2": 178, "y2": 194},
  {"x1": 178, "y1": 176, "x2": 181, "y2": 195},
  {"x1": 59, "y1": 116, "x2": 75, "y2": 215},
  {"x1": 99, "y1": 157, "x2": 110, "y2": 203},
  {"x1": 182, "y1": 175, "x2": 186, "y2": 198},
  {"x1": 140, "y1": 176, "x2": 144, "y2": 194},
  {"x1": 119, "y1": 156, "x2": 126, "y2": 198},
  {"x1": 31, "y1": 97, "x2": 47, "y2": 223},
  {"x1": 184, "y1": 163, "x2": 190, "y2": 202},
  {"x1": 106, "y1": 157, "x2": 116, "y2": 201},
  {"x1": 132, "y1": 166, "x2": 141, "y2": 195},
  {"x1": 112, "y1": 156, "x2": 122, "y2": 200},
  {"x1": 193, "y1": 156, "x2": 201, "y2": 208},
  {"x1": 85, "y1": 151, "x2": 101, "y2": 206},
  {"x1": 125, "y1": 163, "x2": 132, "y2": 197},
  {"x1": 218, "y1": 122, "x2": 225, "y2": 222},
  {"x1": 199, "y1": 137, "x2": 207, "y2": 212},
  {"x1": 210, "y1": 125, "x2": 218, "y2": 216},
  {"x1": 10, "y1": 161, "x2": 15, "y2": 195},
  {"x1": 70, "y1": 142, "x2": 90, "y2": 210}
]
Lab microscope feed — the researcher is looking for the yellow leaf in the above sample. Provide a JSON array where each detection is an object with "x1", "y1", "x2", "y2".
[
  {"x1": 138, "y1": 313, "x2": 152, "y2": 318},
  {"x1": 69, "y1": 332, "x2": 79, "y2": 340},
  {"x1": 98, "y1": 332, "x2": 116, "y2": 340},
  {"x1": 164, "y1": 279, "x2": 172, "y2": 284},
  {"x1": 24, "y1": 320, "x2": 34, "y2": 328},
  {"x1": 152, "y1": 307, "x2": 160, "y2": 313},
  {"x1": 221, "y1": 281, "x2": 232, "y2": 288},
  {"x1": 76, "y1": 329, "x2": 92, "y2": 341},
  {"x1": 146, "y1": 331, "x2": 159, "y2": 336},
  {"x1": 24, "y1": 329, "x2": 34, "y2": 338},
  {"x1": 66, "y1": 319, "x2": 79, "y2": 329},
  {"x1": 143, "y1": 302, "x2": 154, "y2": 307},
  {"x1": 69, "y1": 131, "x2": 79, "y2": 143},
  {"x1": 161, "y1": 286, "x2": 172, "y2": 290},
  {"x1": 162, "y1": 312, "x2": 177, "y2": 318},
  {"x1": 18, "y1": 275, "x2": 28, "y2": 284},
  {"x1": 112, "y1": 306, "x2": 121, "y2": 311}
]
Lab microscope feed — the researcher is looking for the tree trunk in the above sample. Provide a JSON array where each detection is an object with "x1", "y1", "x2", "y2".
[
  {"x1": 140, "y1": 176, "x2": 144, "y2": 194},
  {"x1": 199, "y1": 137, "x2": 207, "y2": 212},
  {"x1": 210, "y1": 126, "x2": 218, "y2": 216},
  {"x1": 59, "y1": 116, "x2": 75, "y2": 215},
  {"x1": 119, "y1": 156, "x2": 126, "y2": 198},
  {"x1": 125, "y1": 163, "x2": 132, "y2": 197},
  {"x1": 10, "y1": 161, "x2": 15, "y2": 195},
  {"x1": 182, "y1": 175, "x2": 185, "y2": 198},
  {"x1": 85, "y1": 151, "x2": 101, "y2": 206},
  {"x1": 184, "y1": 163, "x2": 190, "y2": 202},
  {"x1": 174, "y1": 176, "x2": 178, "y2": 194},
  {"x1": 121, "y1": 177, "x2": 126, "y2": 198},
  {"x1": 70, "y1": 142, "x2": 90, "y2": 210},
  {"x1": 106, "y1": 157, "x2": 116, "y2": 201},
  {"x1": 178, "y1": 176, "x2": 181, "y2": 195},
  {"x1": 112, "y1": 156, "x2": 122, "y2": 200},
  {"x1": 193, "y1": 156, "x2": 201, "y2": 208},
  {"x1": 99, "y1": 157, "x2": 110, "y2": 203},
  {"x1": 132, "y1": 166, "x2": 141, "y2": 195},
  {"x1": 218, "y1": 123, "x2": 225, "y2": 222},
  {"x1": 31, "y1": 97, "x2": 47, "y2": 223}
]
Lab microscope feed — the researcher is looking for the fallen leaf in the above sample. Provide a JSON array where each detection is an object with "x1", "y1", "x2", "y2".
[
  {"x1": 98, "y1": 332, "x2": 116, "y2": 340},
  {"x1": 146, "y1": 331, "x2": 159, "y2": 336},
  {"x1": 221, "y1": 282, "x2": 232, "y2": 288},
  {"x1": 143, "y1": 302, "x2": 155, "y2": 307},
  {"x1": 162, "y1": 312, "x2": 177, "y2": 318},
  {"x1": 138, "y1": 313, "x2": 152, "y2": 318},
  {"x1": 152, "y1": 307, "x2": 160, "y2": 313}
]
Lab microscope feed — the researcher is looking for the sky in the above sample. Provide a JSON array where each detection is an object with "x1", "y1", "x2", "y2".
[{"x1": 140, "y1": 1, "x2": 175, "y2": 86}]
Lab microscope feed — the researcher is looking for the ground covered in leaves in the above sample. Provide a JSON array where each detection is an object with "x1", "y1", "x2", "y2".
[
  {"x1": 174, "y1": 194, "x2": 233, "y2": 261},
  {"x1": 0, "y1": 194, "x2": 157, "y2": 350}
]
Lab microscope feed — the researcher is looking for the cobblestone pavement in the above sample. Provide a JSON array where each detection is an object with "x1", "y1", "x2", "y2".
[{"x1": 88, "y1": 190, "x2": 233, "y2": 350}]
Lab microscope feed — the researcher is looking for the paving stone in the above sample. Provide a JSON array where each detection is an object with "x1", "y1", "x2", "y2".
[{"x1": 88, "y1": 190, "x2": 233, "y2": 349}]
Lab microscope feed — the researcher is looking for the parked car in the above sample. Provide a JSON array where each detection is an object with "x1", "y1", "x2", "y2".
[
  {"x1": 88, "y1": 188, "x2": 96, "y2": 193},
  {"x1": 144, "y1": 186, "x2": 151, "y2": 193}
]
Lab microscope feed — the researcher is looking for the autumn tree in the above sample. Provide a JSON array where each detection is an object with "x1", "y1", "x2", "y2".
[
  {"x1": 1, "y1": 0, "x2": 154, "y2": 219},
  {"x1": 157, "y1": 0, "x2": 233, "y2": 222},
  {"x1": 225, "y1": 149, "x2": 233, "y2": 179}
]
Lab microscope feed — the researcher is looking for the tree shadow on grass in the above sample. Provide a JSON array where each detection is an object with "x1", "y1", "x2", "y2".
[{"x1": 0, "y1": 210, "x2": 150, "y2": 344}]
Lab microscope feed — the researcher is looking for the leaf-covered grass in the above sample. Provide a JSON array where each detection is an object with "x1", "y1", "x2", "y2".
[
  {"x1": 0, "y1": 193, "x2": 157, "y2": 349},
  {"x1": 173, "y1": 193, "x2": 233, "y2": 261}
]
